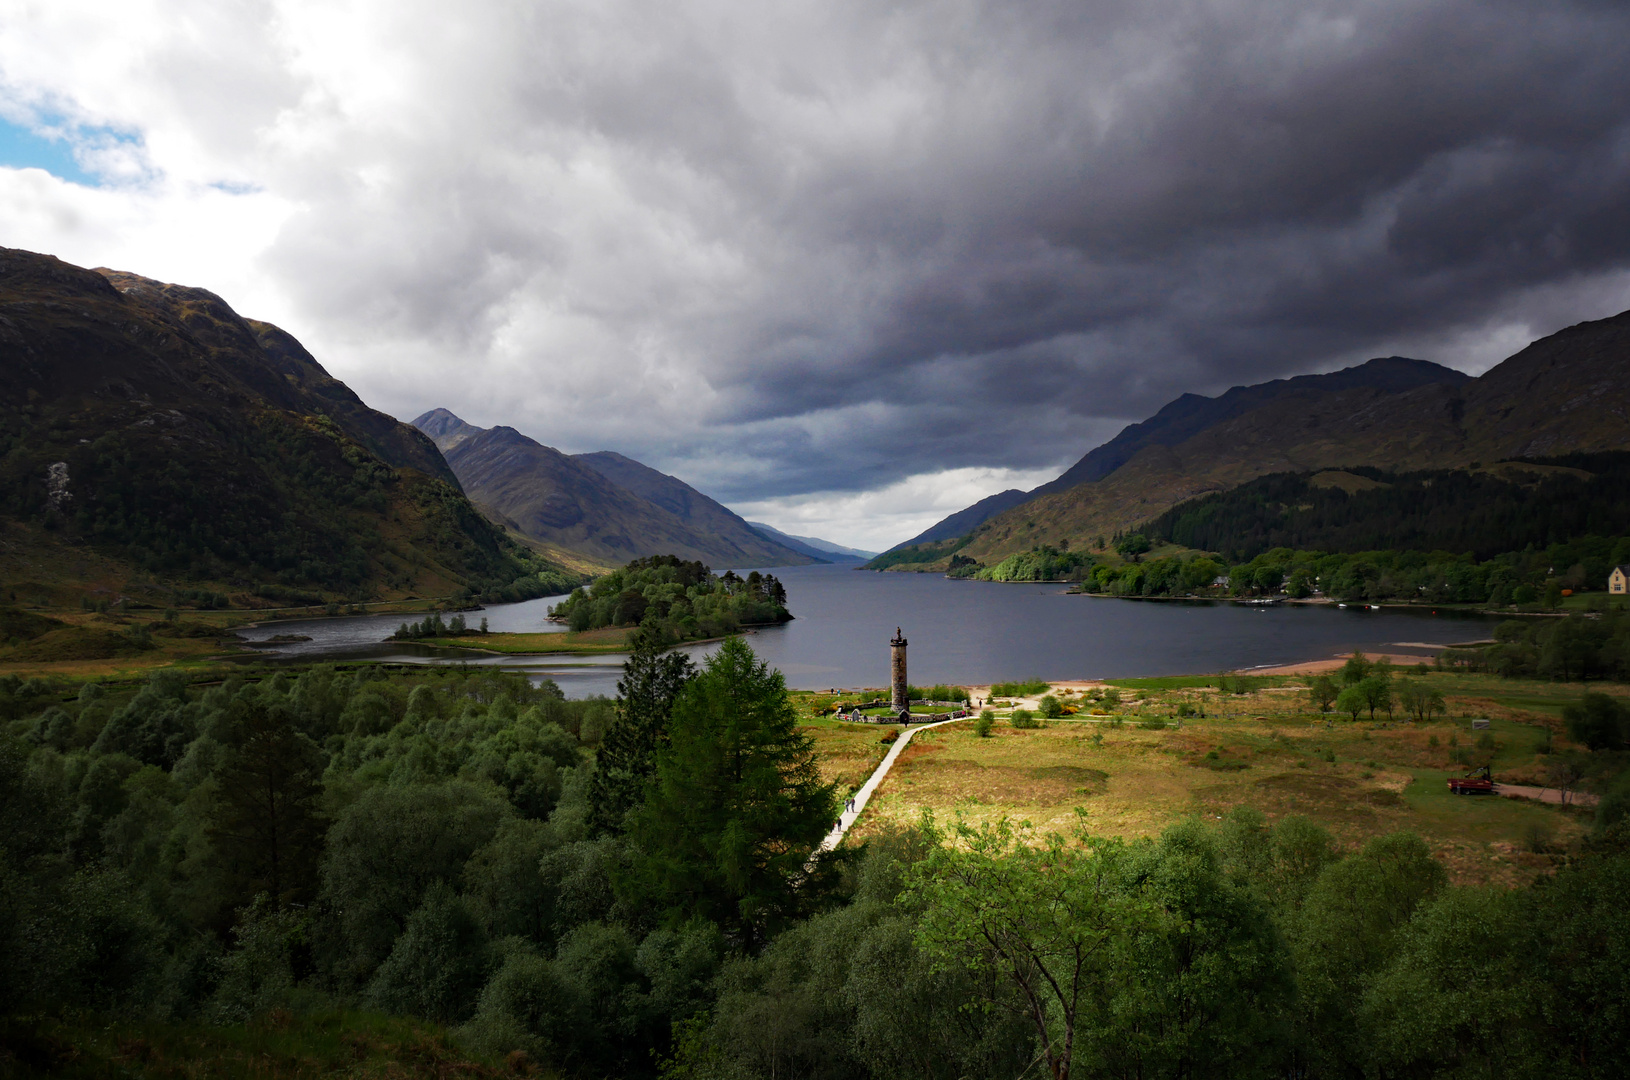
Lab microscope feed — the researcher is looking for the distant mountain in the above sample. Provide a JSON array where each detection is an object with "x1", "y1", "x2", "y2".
[
  {"x1": 746, "y1": 522, "x2": 876, "y2": 562},
  {"x1": 869, "y1": 315, "x2": 1630, "y2": 570},
  {"x1": 573, "y1": 451, "x2": 804, "y2": 562},
  {"x1": 883, "y1": 357, "x2": 1468, "y2": 558},
  {"x1": 412, "y1": 413, "x2": 816, "y2": 569},
  {"x1": 0, "y1": 247, "x2": 571, "y2": 607},
  {"x1": 413, "y1": 407, "x2": 486, "y2": 454},
  {"x1": 882, "y1": 488, "x2": 1031, "y2": 552},
  {"x1": 1027, "y1": 357, "x2": 1470, "y2": 497}
]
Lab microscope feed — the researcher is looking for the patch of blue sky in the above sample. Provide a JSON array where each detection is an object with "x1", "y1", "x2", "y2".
[{"x1": 0, "y1": 116, "x2": 143, "y2": 187}]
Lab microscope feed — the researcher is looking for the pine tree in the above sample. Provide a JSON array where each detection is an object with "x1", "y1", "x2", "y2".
[
  {"x1": 622, "y1": 636, "x2": 837, "y2": 949},
  {"x1": 587, "y1": 630, "x2": 696, "y2": 836},
  {"x1": 208, "y1": 693, "x2": 326, "y2": 908}
]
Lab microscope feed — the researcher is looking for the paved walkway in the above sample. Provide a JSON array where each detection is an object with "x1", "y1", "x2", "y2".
[{"x1": 819, "y1": 717, "x2": 963, "y2": 852}]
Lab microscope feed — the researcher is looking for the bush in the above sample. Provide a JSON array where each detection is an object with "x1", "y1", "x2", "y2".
[
  {"x1": 1037, "y1": 695, "x2": 1064, "y2": 719},
  {"x1": 990, "y1": 678, "x2": 1049, "y2": 698},
  {"x1": 364, "y1": 882, "x2": 490, "y2": 1023},
  {"x1": 1564, "y1": 693, "x2": 1629, "y2": 751},
  {"x1": 915, "y1": 684, "x2": 970, "y2": 703},
  {"x1": 1009, "y1": 709, "x2": 1039, "y2": 729},
  {"x1": 973, "y1": 711, "x2": 994, "y2": 738}
]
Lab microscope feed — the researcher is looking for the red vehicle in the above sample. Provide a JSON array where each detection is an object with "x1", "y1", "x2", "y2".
[{"x1": 1448, "y1": 765, "x2": 1496, "y2": 796}]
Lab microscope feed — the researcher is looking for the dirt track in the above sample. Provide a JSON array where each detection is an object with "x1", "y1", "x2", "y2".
[{"x1": 1495, "y1": 783, "x2": 1598, "y2": 807}]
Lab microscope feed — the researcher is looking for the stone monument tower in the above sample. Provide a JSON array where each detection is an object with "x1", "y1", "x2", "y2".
[{"x1": 890, "y1": 627, "x2": 908, "y2": 713}]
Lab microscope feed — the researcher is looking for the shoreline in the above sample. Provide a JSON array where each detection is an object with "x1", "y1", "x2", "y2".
[{"x1": 793, "y1": 640, "x2": 1490, "y2": 694}]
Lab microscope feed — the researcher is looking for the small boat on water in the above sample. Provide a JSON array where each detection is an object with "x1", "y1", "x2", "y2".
[{"x1": 1234, "y1": 596, "x2": 1285, "y2": 606}]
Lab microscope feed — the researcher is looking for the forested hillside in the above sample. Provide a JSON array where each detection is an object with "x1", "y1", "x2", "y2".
[
  {"x1": 0, "y1": 248, "x2": 575, "y2": 608},
  {"x1": 1145, "y1": 454, "x2": 1630, "y2": 562}
]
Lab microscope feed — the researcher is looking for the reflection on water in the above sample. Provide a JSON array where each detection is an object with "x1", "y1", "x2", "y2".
[{"x1": 234, "y1": 565, "x2": 1493, "y2": 698}]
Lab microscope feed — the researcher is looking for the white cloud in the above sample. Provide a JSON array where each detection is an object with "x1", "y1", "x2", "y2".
[
  {"x1": 733, "y1": 464, "x2": 1064, "y2": 554},
  {"x1": 0, "y1": 166, "x2": 296, "y2": 317}
]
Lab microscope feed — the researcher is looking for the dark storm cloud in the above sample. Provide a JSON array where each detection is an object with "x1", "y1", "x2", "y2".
[
  {"x1": 10, "y1": 0, "x2": 1627, "y2": 509},
  {"x1": 273, "y1": 0, "x2": 1630, "y2": 500}
]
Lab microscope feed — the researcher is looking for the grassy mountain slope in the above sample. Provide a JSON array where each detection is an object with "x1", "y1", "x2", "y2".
[
  {"x1": 415, "y1": 412, "x2": 814, "y2": 568},
  {"x1": 0, "y1": 247, "x2": 570, "y2": 609},
  {"x1": 908, "y1": 311, "x2": 1630, "y2": 569},
  {"x1": 880, "y1": 357, "x2": 1468, "y2": 560},
  {"x1": 1031, "y1": 356, "x2": 1469, "y2": 496},
  {"x1": 884, "y1": 488, "x2": 1031, "y2": 552},
  {"x1": 573, "y1": 450, "x2": 814, "y2": 565},
  {"x1": 419, "y1": 418, "x2": 815, "y2": 568}
]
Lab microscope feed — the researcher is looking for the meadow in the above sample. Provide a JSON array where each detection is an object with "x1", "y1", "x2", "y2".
[{"x1": 795, "y1": 668, "x2": 1618, "y2": 886}]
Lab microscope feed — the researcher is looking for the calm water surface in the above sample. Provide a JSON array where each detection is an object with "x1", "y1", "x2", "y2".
[{"x1": 237, "y1": 564, "x2": 1491, "y2": 697}]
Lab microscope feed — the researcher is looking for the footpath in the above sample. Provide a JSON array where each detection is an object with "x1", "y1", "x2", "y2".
[{"x1": 819, "y1": 716, "x2": 962, "y2": 852}]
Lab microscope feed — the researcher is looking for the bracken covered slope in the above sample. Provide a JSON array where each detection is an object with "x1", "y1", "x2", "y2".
[{"x1": 0, "y1": 247, "x2": 567, "y2": 607}]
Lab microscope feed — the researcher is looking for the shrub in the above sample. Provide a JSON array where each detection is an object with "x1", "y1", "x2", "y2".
[
  {"x1": 990, "y1": 678, "x2": 1049, "y2": 698},
  {"x1": 973, "y1": 711, "x2": 994, "y2": 738},
  {"x1": 1037, "y1": 695, "x2": 1064, "y2": 719},
  {"x1": 1009, "y1": 709, "x2": 1038, "y2": 729},
  {"x1": 1563, "y1": 693, "x2": 1629, "y2": 751}
]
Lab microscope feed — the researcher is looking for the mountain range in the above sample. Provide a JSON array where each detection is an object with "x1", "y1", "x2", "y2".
[
  {"x1": 411, "y1": 409, "x2": 822, "y2": 569},
  {"x1": 878, "y1": 310, "x2": 1630, "y2": 569},
  {"x1": 746, "y1": 522, "x2": 876, "y2": 562},
  {"x1": 0, "y1": 247, "x2": 570, "y2": 609}
]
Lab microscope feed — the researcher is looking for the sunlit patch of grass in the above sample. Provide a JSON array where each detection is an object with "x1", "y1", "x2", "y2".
[
  {"x1": 1104, "y1": 675, "x2": 1231, "y2": 690},
  {"x1": 824, "y1": 676, "x2": 1595, "y2": 886},
  {"x1": 802, "y1": 721, "x2": 892, "y2": 793}
]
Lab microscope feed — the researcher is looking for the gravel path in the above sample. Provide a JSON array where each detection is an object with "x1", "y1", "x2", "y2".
[
  {"x1": 1495, "y1": 783, "x2": 1599, "y2": 806},
  {"x1": 819, "y1": 717, "x2": 962, "y2": 852}
]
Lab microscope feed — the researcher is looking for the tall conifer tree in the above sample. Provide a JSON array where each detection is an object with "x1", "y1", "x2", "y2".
[
  {"x1": 623, "y1": 636, "x2": 836, "y2": 948},
  {"x1": 209, "y1": 693, "x2": 325, "y2": 908},
  {"x1": 588, "y1": 630, "x2": 696, "y2": 835}
]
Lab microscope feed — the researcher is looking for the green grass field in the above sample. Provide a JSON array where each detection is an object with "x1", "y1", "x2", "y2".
[{"x1": 419, "y1": 626, "x2": 634, "y2": 654}]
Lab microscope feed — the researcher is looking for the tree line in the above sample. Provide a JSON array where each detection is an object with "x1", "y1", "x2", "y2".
[{"x1": 1081, "y1": 534, "x2": 1630, "y2": 609}]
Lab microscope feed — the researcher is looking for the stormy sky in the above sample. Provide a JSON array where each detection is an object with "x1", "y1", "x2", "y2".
[{"x1": 3, "y1": 0, "x2": 1630, "y2": 550}]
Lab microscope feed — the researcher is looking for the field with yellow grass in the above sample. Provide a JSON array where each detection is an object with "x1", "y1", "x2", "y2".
[{"x1": 797, "y1": 670, "x2": 1620, "y2": 886}]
